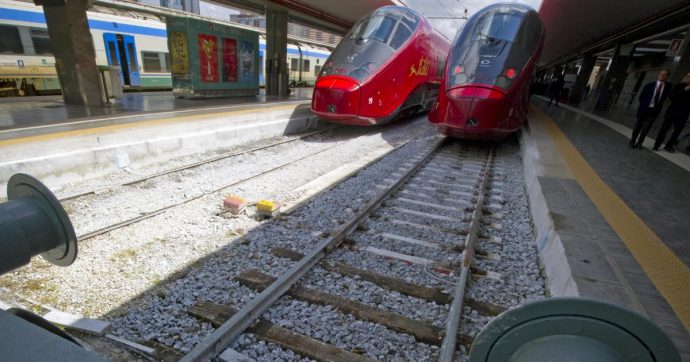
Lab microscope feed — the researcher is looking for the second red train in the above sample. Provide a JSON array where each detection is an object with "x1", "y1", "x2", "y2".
[{"x1": 429, "y1": 3, "x2": 545, "y2": 139}]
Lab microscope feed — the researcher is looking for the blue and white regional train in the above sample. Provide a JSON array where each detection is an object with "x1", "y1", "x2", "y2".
[{"x1": 0, "y1": 0, "x2": 331, "y2": 95}]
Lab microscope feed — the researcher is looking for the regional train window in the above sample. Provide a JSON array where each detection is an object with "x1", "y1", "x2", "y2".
[
  {"x1": 0, "y1": 26, "x2": 23, "y2": 54},
  {"x1": 31, "y1": 29, "x2": 52, "y2": 55},
  {"x1": 290, "y1": 58, "x2": 299, "y2": 71},
  {"x1": 142, "y1": 51, "x2": 168, "y2": 72},
  {"x1": 314, "y1": 65, "x2": 321, "y2": 76},
  {"x1": 107, "y1": 42, "x2": 120, "y2": 66},
  {"x1": 127, "y1": 43, "x2": 138, "y2": 72},
  {"x1": 302, "y1": 59, "x2": 310, "y2": 72}
]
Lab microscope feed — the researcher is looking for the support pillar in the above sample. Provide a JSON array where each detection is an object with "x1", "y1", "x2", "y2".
[
  {"x1": 569, "y1": 53, "x2": 596, "y2": 105},
  {"x1": 594, "y1": 43, "x2": 634, "y2": 112},
  {"x1": 265, "y1": 5, "x2": 289, "y2": 97},
  {"x1": 669, "y1": 26, "x2": 690, "y2": 84},
  {"x1": 35, "y1": 0, "x2": 103, "y2": 106}
]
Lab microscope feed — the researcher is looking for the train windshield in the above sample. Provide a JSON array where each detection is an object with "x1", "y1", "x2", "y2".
[
  {"x1": 447, "y1": 5, "x2": 541, "y2": 90},
  {"x1": 319, "y1": 7, "x2": 419, "y2": 82}
]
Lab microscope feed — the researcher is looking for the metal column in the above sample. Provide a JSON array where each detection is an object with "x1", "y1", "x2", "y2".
[
  {"x1": 265, "y1": 5, "x2": 289, "y2": 96},
  {"x1": 34, "y1": 0, "x2": 103, "y2": 106},
  {"x1": 594, "y1": 43, "x2": 634, "y2": 112},
  {"x1": 569, "y1": 53, "x2": 596, "y2": 105}
]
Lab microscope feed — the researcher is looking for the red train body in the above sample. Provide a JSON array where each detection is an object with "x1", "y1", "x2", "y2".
[
  {"x1": 312, "y1": 6, "x2": 450, "y2": 125},
  {"x1": 429, "y1": 3, "x2": 545, "y2": 139}
]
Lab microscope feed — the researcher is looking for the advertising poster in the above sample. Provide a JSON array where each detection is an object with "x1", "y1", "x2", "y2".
[
  {"x1": 222, "y1": 38, "x2": 238, "y2": 83},
  {"x1": 240, "y1": 41, "x2": 254, "y2": 82},
  {"x1": 170, "y1": 32, "x2": 189, "y2": 75},
  {"x1": 198, "y1": 33, "x2": 218, "y2": 82}
]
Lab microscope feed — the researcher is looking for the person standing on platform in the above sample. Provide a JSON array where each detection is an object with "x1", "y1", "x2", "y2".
[
  {"x1": 547, "y1": 74, "x2": 565, "y2": 107},
  {"x1": 653, "y1": 72, "x2": 690, "y2": 153},
  {"x1": 630, "y1": 69, "x2": 671, "y2": 148}
]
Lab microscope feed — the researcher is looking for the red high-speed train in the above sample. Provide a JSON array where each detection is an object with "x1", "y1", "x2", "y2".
[
  {"x1": 311, "y1": 6, "x2": 450, "y2": 125},
  {"x1": 428, "y1": 3, "x2": 544, "y2": 139}
]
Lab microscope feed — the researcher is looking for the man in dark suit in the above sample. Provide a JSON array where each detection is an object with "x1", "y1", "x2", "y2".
[
  {"x1": 629, "y1": 70, "x2": 671, "y2": 148},
  {"x1": 653, "y1": 71, "x2": 690, "y2": 153}
]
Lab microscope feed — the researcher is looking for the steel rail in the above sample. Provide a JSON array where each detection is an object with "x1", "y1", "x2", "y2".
[
  {"x1": 59, "y1": 129, "x2": 332, "y2": 202},
  {"x1": 439, "y1": 147, "x2": 494, "y2": 362},
  {"x1": 181, "y1": 136, "x2": 447, "y2": 362}
]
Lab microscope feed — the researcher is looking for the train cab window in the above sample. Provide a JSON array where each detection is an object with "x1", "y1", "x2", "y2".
[
  {"x1": 0, "y1": 26, "x2": 23, "y2": 54},
  {"x1": 349, "y1": 14, "x2": 396, "y2": 45},
  {"x1": 389, "y1": 23, "x2": 412, "y2": 50},
  {"x1": 474, "y1": 12, "x2": 522, "y2": 42},
  {"x1": 31, "y1": 30, "x2": 52, "y2": 55}
]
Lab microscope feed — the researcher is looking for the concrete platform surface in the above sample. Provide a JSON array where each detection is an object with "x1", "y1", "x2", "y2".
[{"x1": 521, "y1": 103, "x2": 690, "y2": 359}]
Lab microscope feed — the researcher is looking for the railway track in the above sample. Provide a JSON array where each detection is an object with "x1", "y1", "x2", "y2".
[
  {"x1": 65, "y1": 127, "x2": 384, "y2": 241},
  {"x1": 58, "y1": 128, "x2": 332, "y2": 203},
  {"x1": 178, "y1": 137, "x2": 508, "y2": 361}
]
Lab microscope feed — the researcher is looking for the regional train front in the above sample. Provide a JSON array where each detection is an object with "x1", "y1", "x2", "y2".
[
  {"x1": 311, "y1": 6, "x2": 431, "y2": 125},
  {"x1": 429, "y1": 3, "x2": 544, "y2": 139}
]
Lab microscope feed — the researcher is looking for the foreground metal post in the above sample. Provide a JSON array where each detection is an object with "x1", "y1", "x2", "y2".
[{"x1": 0, "y1": 173, "x2": 77, "y2": 275}]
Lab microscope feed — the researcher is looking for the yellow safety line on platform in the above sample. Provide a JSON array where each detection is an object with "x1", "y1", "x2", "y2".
[
  {"x1": 535, "y1": 107, "x2": 690, "y2": 332},
  {"x1": 0, "y1": 103, "x2": 301, "y2": 148}
]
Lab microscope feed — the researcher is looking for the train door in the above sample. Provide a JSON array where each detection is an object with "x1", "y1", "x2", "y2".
[{"x1": 103, "y1": 33, "x2": 141, "y2": 87}]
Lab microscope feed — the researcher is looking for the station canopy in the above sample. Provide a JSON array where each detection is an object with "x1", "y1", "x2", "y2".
[{"x1": 539, "y1": 0, "x2": 690, "y2": 66}]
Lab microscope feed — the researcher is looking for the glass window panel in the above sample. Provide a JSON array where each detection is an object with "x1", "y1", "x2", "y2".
[
  {"x1": 389, "y1": 24, "x2": 412, "y2": 50},
  {"x1": 127, "y1": 43, "x2": 138, "y2": 72},
  {"x1": 31, "y1": 29, "x2": 52, "y2": 55},
  {"x1": 142, "y1": 51, "x2": 162, "y2": 72},
  {"x1": 0, "y1": 26, "x2": 23, "y2": 54}
]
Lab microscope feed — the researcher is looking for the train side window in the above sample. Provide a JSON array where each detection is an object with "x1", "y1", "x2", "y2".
[
  {"x1": 142, "y1": 51, "x2": 163, "y2": 72},
  {"x1": 389, "y1": 23, "x2": 412, "y2": 50},
  {"x1": 314, "y1": 65, "x2": 322, "y2": 76},
  {"x1": 127, "y1": 43, "x2": 138, "y2": 71},
  {"x1": 31, "y1": 29, "x2": 52, "y2": 55},
  {"x1": 290, "y1": 58, "x2": 299, "y2": 71},
  {"x1": 436, "y1": 58, "x2": 445, "y2": 78},
  {"x1": 0, "y1": 26, "x2": 23, "y2": 54},
  {"x1": 302, "y1": 59, "x2": 310, "y2": 72},
  {"x1": 164, "y1": 53, "x2": 171, "y2": 72},
  {"x1": 107, "y1": 42, "x2": 119, "y2": 66}
]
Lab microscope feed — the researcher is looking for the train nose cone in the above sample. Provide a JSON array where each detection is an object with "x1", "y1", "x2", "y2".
[{"x1": 312, "y1": 77, "x2": 361, "y2": 120}]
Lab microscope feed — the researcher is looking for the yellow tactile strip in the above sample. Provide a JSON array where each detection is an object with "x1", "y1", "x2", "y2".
[
  {"x1": 0, "y1": 103, "x2": 302, "y2": 148},
  {"x1": 534, "y1": 107, "x2": 690, "y2": 332}
]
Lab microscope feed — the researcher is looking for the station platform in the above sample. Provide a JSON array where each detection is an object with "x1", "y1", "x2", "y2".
[
  {"x1": 0, "y1": 89, "x2": 313, "y2": 135},
  {"x1": 0, "y1": 89, "x2": 319, "y2": 198},
  {"x1": 522, "y1": 99, "x2": 690, "y2": 359}
]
